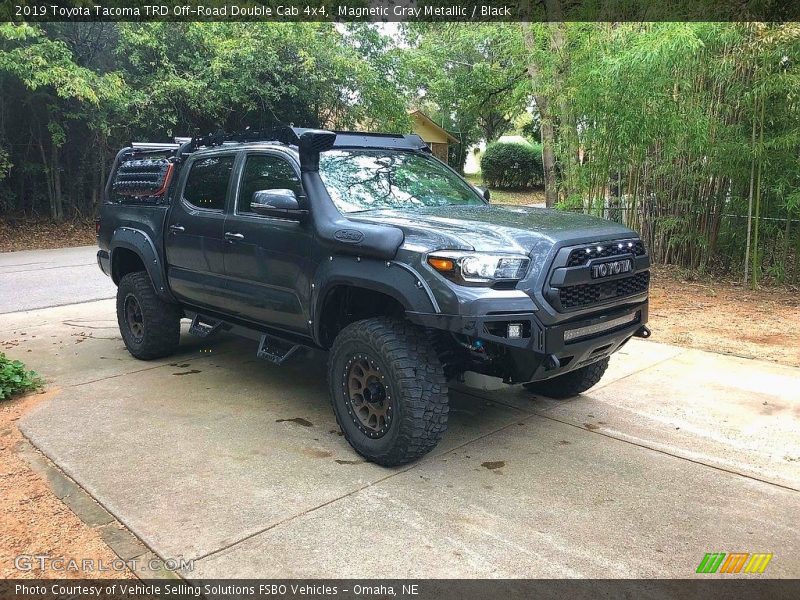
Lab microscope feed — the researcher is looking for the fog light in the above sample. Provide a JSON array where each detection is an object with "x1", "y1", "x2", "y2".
[{"x1": 507, "y1": 323, "x2": 523, "y2": 339}]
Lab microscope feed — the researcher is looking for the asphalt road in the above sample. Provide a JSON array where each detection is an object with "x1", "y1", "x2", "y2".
[{"x1": 0, "y1": 245, "x2": 114, "y2": 314}]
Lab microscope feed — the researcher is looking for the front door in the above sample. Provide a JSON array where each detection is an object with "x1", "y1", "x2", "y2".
[
  {"x1": 165, "y1": 153, "x2": 235, "y2": 309},
  {"x1": 223, "y1": 151, "x2": 312, "y2": 333}
]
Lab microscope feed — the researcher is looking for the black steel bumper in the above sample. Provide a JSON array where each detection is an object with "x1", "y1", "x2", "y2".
[{"x1": 407, "y1": 300, "x2": 648, "y2": 384}]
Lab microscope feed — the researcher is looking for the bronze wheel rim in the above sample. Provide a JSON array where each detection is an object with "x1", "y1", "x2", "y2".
[
  {"x1": 124, "y1": 294, "x2": 144, "y2": 343},
  {"x1": 342, "y1": 354, "x2": 392, "y2": 439}
]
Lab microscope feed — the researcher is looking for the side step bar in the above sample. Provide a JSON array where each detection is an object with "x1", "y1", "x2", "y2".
[
  {"x1": 185, "y1": 310, "x2": 307, "y2": 365},
  {"x1": 257, "y1": 334, "x2": 303, "y2": 365},
  {"x1": 188, "y1": 314, "x2": 224, "y2": 338}
]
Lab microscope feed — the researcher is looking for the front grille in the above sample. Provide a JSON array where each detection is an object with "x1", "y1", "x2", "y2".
[
  {"x1": 559, "y1": 271, "x2": 650, "y2": 309},
  {"x1": 567, "y1": 240, "x2": 646, "y2": 267}
]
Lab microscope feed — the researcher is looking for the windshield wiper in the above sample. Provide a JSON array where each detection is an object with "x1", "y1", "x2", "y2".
[{"x1": 347, "y1": 208, "x2": 386, "y2": 214}]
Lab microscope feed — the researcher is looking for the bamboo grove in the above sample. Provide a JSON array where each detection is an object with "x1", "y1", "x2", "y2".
[
  {"x1": 0, "y1": 22, "x2": 798, "y2": 284},
  {"x1": 544, "y1": 23, "x2": 800, "y2": 286}
]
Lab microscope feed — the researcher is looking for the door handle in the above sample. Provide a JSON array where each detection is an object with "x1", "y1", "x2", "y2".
[
  {"x1": 169, "y1": 225, "x2": 185, "y2": 234},
  {"x1": 225, "y1": 232, "x2": 245, "y2": 242}
]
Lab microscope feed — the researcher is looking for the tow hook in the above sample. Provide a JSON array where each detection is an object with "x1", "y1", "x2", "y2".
[
  {"x1": 545, "y1": 354, "x2": 561, "y2": 370},
  {"x1": 634, "y1": 325, "x2": 652, "y2": 339}
]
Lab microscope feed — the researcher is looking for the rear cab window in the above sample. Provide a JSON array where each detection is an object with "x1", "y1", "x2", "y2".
[{"x1": 183, "y1": 155, "x2": 235, "y2": 211}]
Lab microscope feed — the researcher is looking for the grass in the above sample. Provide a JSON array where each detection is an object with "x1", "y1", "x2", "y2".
[{"x1": 465, "y1": 174, "x2": 546, "y2": 207}]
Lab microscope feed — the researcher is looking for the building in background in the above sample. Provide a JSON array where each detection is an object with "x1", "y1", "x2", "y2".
[{"x1": 409, "y1": 109, "x2": 459, "y2": 162}]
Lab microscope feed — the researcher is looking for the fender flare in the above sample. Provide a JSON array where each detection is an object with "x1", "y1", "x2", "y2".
[
  {"x1": 310, "y1": 256, "x2": 439, "y2": 346},
  {"x1": 109, "y1": 227, "x2": 176, "y2": 303}
]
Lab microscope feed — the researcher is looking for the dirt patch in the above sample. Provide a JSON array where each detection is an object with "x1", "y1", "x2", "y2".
[
  {"x1": 0, "y1": 219, "x2": 95, "y2": 253},
  {"x1": 648, "y1": 267, "x2": 800, "y2": 367},
  {"x1": 0, "y1": 390, "x2": 132, "y2": 579}
]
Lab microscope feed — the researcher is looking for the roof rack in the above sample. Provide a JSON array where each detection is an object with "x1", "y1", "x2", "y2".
[
  {"x1": 332, "y1": 131, "x2": 429, "y2": 152},
  {"x1": 130, "y1": 128, "x2": 430, "y2": 154},
  {"x1": 130, "y1": 142, "x2": 182, "y2": 150},
  {"x1": 124, "y1": 127, "x2": 431, "y2": 172}
]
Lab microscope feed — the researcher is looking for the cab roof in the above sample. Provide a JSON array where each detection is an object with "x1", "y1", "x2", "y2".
[{"x1": 130, "y1": 129, "x2": 431, "y2": 157}]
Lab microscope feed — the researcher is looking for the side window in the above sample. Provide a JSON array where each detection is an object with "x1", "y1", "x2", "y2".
[
  {"x1": 183, "y1": 156, "x2": 235, "y2": 211},
  {"x1": 238, "y1": 154, "x2": 302, "y2": 215}
]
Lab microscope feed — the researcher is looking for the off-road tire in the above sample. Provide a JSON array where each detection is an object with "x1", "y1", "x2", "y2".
[
  {"x1": 328, "y1": 318, "x2": 449, "y2": 466},
  {"x1": 116, "y1": 271, "x2": 181, "y2": 360},
  {"x1": 523, "y1": 357, "x2": 609, "y2": 399}
]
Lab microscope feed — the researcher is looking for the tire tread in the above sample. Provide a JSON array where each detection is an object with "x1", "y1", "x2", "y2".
[
  {"x1": 116, "y1": 271, "x2": 181, "y2": 360},
  {"x1": 328, "y1": 318, "x2": 449, "y2": 466}
]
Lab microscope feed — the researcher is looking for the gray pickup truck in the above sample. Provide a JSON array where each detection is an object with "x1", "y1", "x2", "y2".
[{"x1": 97, "y1": 128, "x2": 650, "y2": 465}]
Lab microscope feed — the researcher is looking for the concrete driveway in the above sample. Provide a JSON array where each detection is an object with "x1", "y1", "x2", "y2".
[{"x1": 4, "y1": 297, "x2": 799, "y2": 579}]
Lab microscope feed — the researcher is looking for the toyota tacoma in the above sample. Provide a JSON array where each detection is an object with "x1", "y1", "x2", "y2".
[{"x1": 97, "y1": 128, "x2": 650, "y2": 466}]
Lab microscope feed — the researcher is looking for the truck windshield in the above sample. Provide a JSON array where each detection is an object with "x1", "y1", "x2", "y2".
[{"x1": 319, "y1": 149, "x2": 485, "y2": 213}]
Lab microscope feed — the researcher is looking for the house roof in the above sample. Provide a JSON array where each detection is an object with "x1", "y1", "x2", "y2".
[{"x1": 408, "y1": 109, "x2": 460, "y2": 144}]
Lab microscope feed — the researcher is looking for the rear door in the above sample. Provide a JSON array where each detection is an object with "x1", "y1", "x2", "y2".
[
  {"x1": 222, "y1": 150, "x2": 312, "y2": 333},
  {"x1": 165, "y1": 152, "x2": 236, "y2": 309}
]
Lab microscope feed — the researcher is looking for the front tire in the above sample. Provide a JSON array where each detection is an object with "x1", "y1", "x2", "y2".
[
  {"x1": 523, "y1": 357, "x2": 609, "y2": 399},
  {"x1": 328, "y1": 318, "x2": 449, "y2": 466},
  {"x1": 116, "y1": 271, "x2": 181, "y2": 360}
]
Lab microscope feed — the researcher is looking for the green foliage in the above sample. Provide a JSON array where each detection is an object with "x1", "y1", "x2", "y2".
[
  {"x1": 542, "y1": 22, "x2": 800, "y2": 279},
  {"x1": 403, "y1": 23, "x2": 529, "y2": 170},
  {"x1": 1, "y1": 21, "x2": 799, "y2": 281},
  {"x1": 0, "y1": 353, "x2": 41, "y2": 401},
  {"x1": 0, "y1": 146, "x2": 10, "y2": 180},
  {"x1": 0, "y1": 22, "x2": 411, "y2": 220},
  {"x1": 481, "y1": 142, "x2": 543, "y2": 190}
]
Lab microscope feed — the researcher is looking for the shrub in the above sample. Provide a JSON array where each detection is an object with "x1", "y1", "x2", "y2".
[
  {"x1": 480, "y1": 142, "x2": 543, "y2": 190},
  {"x1": 0, "y1": 353, "x2": 42, "y2": 401}
]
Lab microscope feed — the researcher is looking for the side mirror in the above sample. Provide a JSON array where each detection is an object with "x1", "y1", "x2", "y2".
[
  {"x1": 476, "y1": 186, "x2": 491, "y2": 202},
  {"x1": 250, "y1": 189, "x2": 307, "y2": 220}
]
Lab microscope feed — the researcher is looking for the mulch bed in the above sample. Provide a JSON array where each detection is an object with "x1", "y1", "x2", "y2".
[{"x1": 0, "y1": 218, "x2": 96, "y2": 253}]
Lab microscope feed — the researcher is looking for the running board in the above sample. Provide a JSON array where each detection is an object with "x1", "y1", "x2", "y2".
[
  {"x1": 188, "y1": 314, "x2": 224, "y2": 338},
  {"x1": 257, "y1": 334, "x2": 302, "y2": 365}
]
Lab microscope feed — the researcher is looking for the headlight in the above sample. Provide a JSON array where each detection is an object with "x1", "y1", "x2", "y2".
[{"x1": 426, "y1": 251, "x2": 530, "y2": 285}]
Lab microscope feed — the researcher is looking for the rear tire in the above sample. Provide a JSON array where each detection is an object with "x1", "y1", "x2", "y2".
[
  {"x1": 523, "y1": 357, "x2": 609, "y2": 399},
  {"x1": 116, "y1": 271, "x2": 181, "y2": 360},
  {"x1": 328, "y1": 318, "x2": 449, "y2": 466}
]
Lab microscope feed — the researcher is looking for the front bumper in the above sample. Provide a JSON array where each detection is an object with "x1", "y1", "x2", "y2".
[{"x1": 407, "y1": 299, "x2": 648, "y2": 384}]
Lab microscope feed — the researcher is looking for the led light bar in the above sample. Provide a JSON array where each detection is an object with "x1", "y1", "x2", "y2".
[{"x1": 564, "y1": 311, "x2": 640, "y2": 343}]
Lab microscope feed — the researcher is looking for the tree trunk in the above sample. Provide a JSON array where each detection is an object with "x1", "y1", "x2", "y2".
[
  {"x1": 744, "y1": 110, "x2": 756, "y2": 285},
  {"x1": 37, "y1": 138, "x2": 55, "y2": 219},
  {"x1": 539, "y1": 110, "x2": 558, "y2": 207},
  {"x1": 521, "y1": 22, "x2": 559, "y2": 208},
  {"x1": 51, "y1": 143, "x2": 63, "y2": 221},
  {"x1": 549, "y1": 21, "x2": 579, "y2": 201}
]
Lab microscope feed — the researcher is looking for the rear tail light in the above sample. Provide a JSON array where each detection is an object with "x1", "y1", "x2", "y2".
[{"x1": 95, "y1": 218, "x2": 101, "y2": 236}]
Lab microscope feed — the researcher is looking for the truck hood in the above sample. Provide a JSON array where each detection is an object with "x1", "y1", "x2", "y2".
[{"x1": 348, "y1": 204, "x2": 638, "y2": 255}]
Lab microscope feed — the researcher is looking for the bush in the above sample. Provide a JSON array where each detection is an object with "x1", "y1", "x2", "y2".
[
  {"x1": 480, "y1": 142, "x2": 543, "y2": 190},
  {"x1": 0, "y1": 353, "x2": 41, "y2": 401}
]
